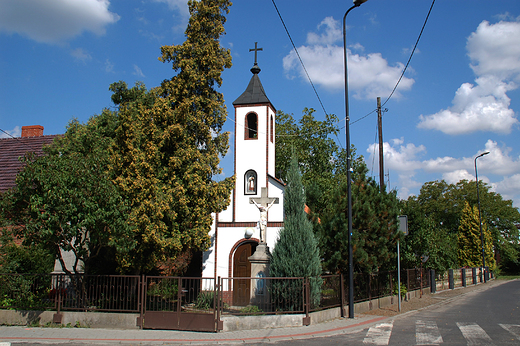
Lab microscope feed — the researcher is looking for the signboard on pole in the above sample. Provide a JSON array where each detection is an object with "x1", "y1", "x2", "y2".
[{"x1": 398, "y1": 215, "x2": 408, "y2": 235}]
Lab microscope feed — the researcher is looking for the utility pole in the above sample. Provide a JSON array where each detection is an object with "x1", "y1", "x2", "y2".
[{"x1": 377, "y1": 97, "x2": 384, "y2": 193}]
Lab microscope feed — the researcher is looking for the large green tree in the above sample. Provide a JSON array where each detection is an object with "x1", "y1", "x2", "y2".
[
  {"x1": 4, "y1": 111, "x2": 130, "y2": 275},
  {"x1": 110, "y1": 0, "x2": 234, "y2": 273},
  {"x1": 457, "y1": 201, "x2": 496, "y2": 270},
  {"x1": 400, "y1": 196, "x2": 457, "y2": 273},
  {"x1": 411, "y1": 179, "x2": 519, "y2": 273},
  {"x1": 275, "y1": 108, "x2": 344, "y2": 214},
  {"x1": 318, "y1": 154, "x2": 400, "y2": 274}
]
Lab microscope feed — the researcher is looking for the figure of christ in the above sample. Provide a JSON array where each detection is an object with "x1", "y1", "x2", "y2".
[{"x1": 251, "y1": 198, "x2": 277, "y2": 244}]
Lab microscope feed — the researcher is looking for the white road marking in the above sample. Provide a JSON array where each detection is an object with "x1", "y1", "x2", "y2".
[
  {"x1": 0, "y1": 343, "x2": 11, "y2": 346},
  {"x1": 499, "y1": 324, "x2": 520, "y2": 341},
  {"x1": 456, "y1": 322, "x2": 494, "y2": 345},
  {"x1": 416, "y1": 320, "x2": 443, "y2": 345},
  {"x1": 363, "y1": 321, "x2": 393, "y2": 345}
]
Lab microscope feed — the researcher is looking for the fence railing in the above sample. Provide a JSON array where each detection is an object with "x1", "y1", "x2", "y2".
[{"x1": 0, "y1": 266, "x2": 490, "y2": 328}]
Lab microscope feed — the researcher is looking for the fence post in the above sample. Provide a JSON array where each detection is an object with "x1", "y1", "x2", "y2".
[
  {"x1": 448, "y1": 269, "x2": 454, "y2": 289},
  {"x1": 462, "y1": 269, "x2": 467, "y2": 287},
  {"x1": 340, "y1": 273, "x2": 346, "y2": 318},
  {"x1": 430, "y1": 269, "x2": 436, "y2": 293},
  {"x1": 302, "y1": 278, "x2": 310, "y2": 326},
  {"x1": 389, "y1": 273, "x2": 393, "y2": 305},
  {"x1": 216, "y1": 277, "x2": 223, "y2": 331},
  {"x1": 138, "y1": 275, "x2": 145, "y2": 329},
  {"x1": 52, "y1": 274, "x2": 63, "y2": 324}
]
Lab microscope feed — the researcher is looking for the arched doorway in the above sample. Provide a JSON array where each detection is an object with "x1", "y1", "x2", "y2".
[{"x1": 232, "y1": 241, "x2": 257, "y2": 306}]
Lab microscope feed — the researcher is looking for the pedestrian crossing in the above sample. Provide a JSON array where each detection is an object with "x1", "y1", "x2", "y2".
[{"x1": 362, "y1": 320, "x2": 520, "y2": 345}]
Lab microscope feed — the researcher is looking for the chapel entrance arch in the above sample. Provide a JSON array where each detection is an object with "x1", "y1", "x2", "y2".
[{"x1": 232, "y1": 240, "x2": 258, "y2": 306}]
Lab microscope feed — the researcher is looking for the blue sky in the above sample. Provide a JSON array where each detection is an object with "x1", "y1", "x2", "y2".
[{"x1": 1, "y1": 0, "x2": 520, "y2": 209}]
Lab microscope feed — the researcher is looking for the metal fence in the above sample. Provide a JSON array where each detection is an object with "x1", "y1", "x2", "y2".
[{"x1": 0, "y1": 266, "x2": 488, "y2": 330}]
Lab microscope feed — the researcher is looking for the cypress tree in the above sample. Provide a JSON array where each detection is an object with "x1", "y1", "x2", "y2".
[
  {"x1": 270, "y1": 155, "x2": 322, "y2": 308},
  {"x1": 458, "y1": 201, "x2": 496, "y2": 270}
]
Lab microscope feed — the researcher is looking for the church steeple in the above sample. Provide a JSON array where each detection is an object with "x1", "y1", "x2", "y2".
[{"x1": 233, "y1": 42, "x2": 271, "y2": 106}]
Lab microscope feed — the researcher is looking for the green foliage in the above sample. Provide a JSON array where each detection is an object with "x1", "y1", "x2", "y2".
[
  {"x1": 3, "y1": 111, "x2": 129, "y2": 275},
  {"x1": 400, "y1": 197, "x2": 457, "y2": 273},
  {"x1": 110, "y1": 0, "x2": 235, "y2": 273},
  {"x1": 194, "y1": 291, "x2": 215, "y2": 310},
  {"x1": 239, "y1": 305, "x2": 263, "y2": 314},
  {"x1": 0, "y1": 227, "x2": 54, "y2": 274},
  {"x1": 275, "y1": 109, "x2": 343, "y2": 214},
  {"x1": 319, "y1": 155, "x2": 400, "y2": 274},
  {"x1": 457, "y1": 201, "x2": 496, "y2": 270},
  {"x1": 270, "y1": 155, "x2": 322, "y2": 309},
  {"x1": 408, "y1": 179, "x2": 518, "y2": 273}
]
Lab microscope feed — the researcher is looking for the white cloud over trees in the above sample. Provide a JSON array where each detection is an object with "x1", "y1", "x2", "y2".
[
  {"x1": 282, "y1": 16, "x2": 414, "y2": 99},
  {"x1": 418, "y1": 19, "x2": 520, "y2": 134},
  {"x1": 0, "y1": 0, "x2": 119, "y2": 44},
  {"x1": 367, "y1": 138, "x2": 520, "y2": 207}
]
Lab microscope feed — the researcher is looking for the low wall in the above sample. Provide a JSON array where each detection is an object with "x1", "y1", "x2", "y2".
[{"x1": 0, "y1": 310, "x2": 139, "y2": 329}]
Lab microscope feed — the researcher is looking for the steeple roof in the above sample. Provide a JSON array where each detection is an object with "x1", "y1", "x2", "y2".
[
  {"x1": 233, "y1": 42, "x2": 271, "y2": 106},
  {"x1": 232, "y1": 69, "x2": 271, "y2": 106}
]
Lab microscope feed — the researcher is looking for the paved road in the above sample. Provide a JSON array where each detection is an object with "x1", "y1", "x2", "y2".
[{"x1": 251, "y1": 279, "x2": 520, "y2": 345}]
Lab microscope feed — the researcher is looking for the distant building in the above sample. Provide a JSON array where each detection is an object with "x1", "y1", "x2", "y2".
[{"x1": 0, "y1": 125, "x2": 58, "y2": 193}]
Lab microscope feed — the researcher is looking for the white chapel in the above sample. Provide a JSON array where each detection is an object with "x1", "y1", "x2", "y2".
[{"x1": 202, "y1": 45, "x2": 285, "y2": 284}]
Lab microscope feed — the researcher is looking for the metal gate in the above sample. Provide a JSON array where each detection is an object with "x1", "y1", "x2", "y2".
[{"x1": 141, "y1": 276, "x2": 218, "y2": 332}]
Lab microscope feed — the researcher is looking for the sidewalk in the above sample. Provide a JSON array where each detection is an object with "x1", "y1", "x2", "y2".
[{"x1": 0, "y1": 280, "x2": 505, "y2": 345}]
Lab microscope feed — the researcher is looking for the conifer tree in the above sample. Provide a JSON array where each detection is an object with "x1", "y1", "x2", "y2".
[
  {"x1": 457, "y1": 201, "x2": 496, "y2": 270},
  {"x1": 270, "y1": 155, "x2": 322, "y2": 308},
  {"x1": 111, "y1": 0, "x2": 234, "y2": 273}
]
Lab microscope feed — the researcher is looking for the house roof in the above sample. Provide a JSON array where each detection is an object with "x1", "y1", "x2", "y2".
[{"x1": 0, "y1": 135, "x2": 58, "y2": 193}]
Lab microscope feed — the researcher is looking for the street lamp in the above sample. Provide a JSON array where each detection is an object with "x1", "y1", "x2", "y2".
[
  {"x1": 474, "y1": 151, "x2": 489, "y2": 282},
  {"x1": 343, "y1": 0, "x2": 368, "y2": 319}
]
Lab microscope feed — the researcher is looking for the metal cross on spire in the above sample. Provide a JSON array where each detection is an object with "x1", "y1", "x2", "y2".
[{"x1": 249, "y1": 42, "x2": 263, "y2": 66}]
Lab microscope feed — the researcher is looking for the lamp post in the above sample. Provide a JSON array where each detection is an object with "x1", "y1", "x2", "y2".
[
  {"x1": 474, "y1": 151, "x2": 489, "y2": 282},
  {"x1": 343, "y1": 0, "x2": 368, "y2": 319}
]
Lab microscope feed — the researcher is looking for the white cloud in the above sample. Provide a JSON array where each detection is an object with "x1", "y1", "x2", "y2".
[
  {"x1": 152, "y1": 0, "x2": 189, "y2": 19},
  {"x1": 70, "y1": 48, "x2": 92, "y2": 63},
  {"x1": 0, "y1": 126, "x2": 21, "y2": 138},
  {"x1": 133, "y1": 65, "x2": 145, "y2": 78},
  {"x1": 282, "y1": 17, "x2": 414, "y2": 99},
  {"x1": 105, "y1": 59, "x2": 114, "y2": 73},
  {"x1": 366, "y1": 138, "x2": 520, "y2": 207},
  {"x1": 442, "y1": 170, "x2": 475, "y2": 184},
  {"x1": 467, "y1": 20, "x2": 520, "y2": 81},
  {"x1": 0, "y1": 0, "x2": 119, "y2": 44},
  {"x1": 418, "y1": 19, "x2": 520, "y2": 135},
  {"x1": 493, "y1": 174, "x2": 520, "y2": 206}
]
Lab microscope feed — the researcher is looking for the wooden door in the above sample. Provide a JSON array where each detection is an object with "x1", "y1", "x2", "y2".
[{"x1": 233, "y1": 243, "x2": 252, "y2": 306}]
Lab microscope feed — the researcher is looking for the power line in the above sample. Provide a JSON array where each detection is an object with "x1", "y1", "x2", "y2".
[
  {"x1": 382, "y1": 0, "x2": 436, "y2": 107},
  {"x1": 350, "y1": 0, "x2": 436, "y2": 124},
  {"x1": 271, "y1": 0, "x2": 329, "y2": 118}
]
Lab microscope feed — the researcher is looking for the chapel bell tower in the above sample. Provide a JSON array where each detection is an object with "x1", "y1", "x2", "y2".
[{"x1": 232, "y1": 42, "x2": 280, "y2": 223}]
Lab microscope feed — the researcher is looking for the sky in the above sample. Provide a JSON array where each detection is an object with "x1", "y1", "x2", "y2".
[{"x1": 1, "y1": 0, "x2": 520, "y2": 209}]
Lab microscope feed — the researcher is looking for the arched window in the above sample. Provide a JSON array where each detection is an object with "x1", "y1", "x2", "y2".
[
  {"x1": 270, "y1": 115, "x2": 274, "y2": 143},
  {"x1": 244, "y1": 170, "x2": 257, "y2": 195},
  {"x1": 245, "y1": 113, "x2": 258, "y2": 139}
]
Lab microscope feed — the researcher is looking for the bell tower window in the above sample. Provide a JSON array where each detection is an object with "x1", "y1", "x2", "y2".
[{"x1": 245, "y1": 113, "x2": 258, "y2": 139}]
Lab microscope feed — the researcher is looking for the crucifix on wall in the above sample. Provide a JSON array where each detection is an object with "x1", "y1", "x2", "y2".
[{"x1": 249, "y1": 187, "x2": 279, "y2": 244}]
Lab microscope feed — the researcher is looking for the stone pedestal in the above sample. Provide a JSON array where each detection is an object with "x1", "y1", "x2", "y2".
[{"x1": 248, "y1": 243, "x2": 271, "y2": 305}]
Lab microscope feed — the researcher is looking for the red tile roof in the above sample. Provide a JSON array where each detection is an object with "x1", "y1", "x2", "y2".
[{"x1": 0, "y1": 135, "x2": 59, "y2": 193}]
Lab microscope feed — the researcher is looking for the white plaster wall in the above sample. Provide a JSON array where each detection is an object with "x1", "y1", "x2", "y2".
[
  {"x1": 235, "y1": 105, "x2": 268, "y2": 222},
  {"x1": 202, "y1": 225, "x2": 281, "y2": 280},
  {"x1": 218, "y1": 190, "x2": 233, "y2": 222}
]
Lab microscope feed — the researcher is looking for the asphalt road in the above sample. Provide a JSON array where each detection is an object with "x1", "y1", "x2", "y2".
[{"x1": 254, "y1": 279, "x2": 520, "y2": 345}]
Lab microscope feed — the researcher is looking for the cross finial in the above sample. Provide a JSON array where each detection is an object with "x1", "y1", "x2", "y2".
[{"x1": 249, "y1": 42, "x2": 263, "y2": 66}]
